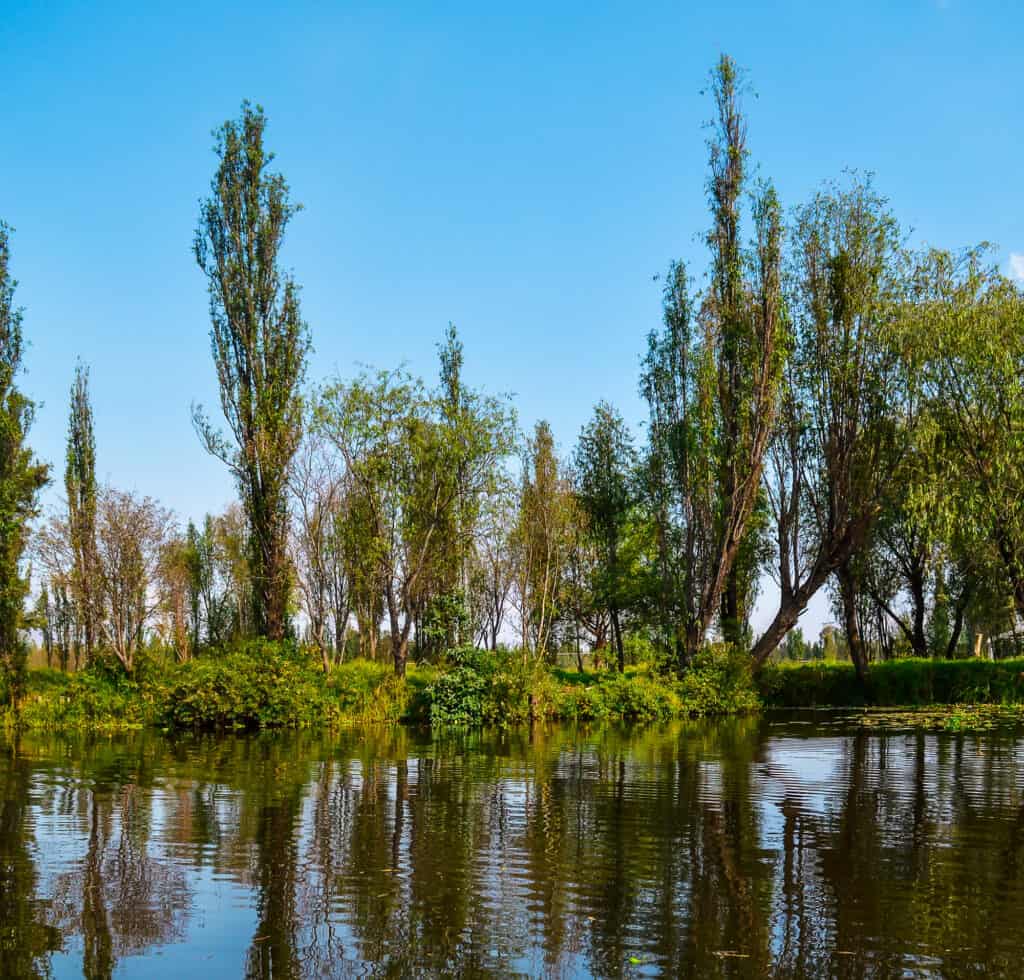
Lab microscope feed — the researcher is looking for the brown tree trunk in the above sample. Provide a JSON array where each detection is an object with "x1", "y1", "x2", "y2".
[
  {"x1": 721, "y1": 568, "x2": 741, "y2": 647},
  {"x1": 946, "y1": 603, "x2": 967, "y2": 659},
  {"x1": 837, "y1": 563, "x2": 869, "y2": 684},
  {"x1": 751, "y1": 524, "x2": 869, "y2": 668},
  {"x1": 386, "y1": 586, "x2": 407, "y2": 678},
  {"x1": 908, "y1": 565, "x2": 928, "y2": 658},
  {"x1": 610, "y1": 606, "x2": 625, "y2": 673}
]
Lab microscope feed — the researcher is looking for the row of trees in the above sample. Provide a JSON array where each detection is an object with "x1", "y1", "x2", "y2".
[{"x1": 3, "y1": 56, "x2": 1022, "y2": 694}]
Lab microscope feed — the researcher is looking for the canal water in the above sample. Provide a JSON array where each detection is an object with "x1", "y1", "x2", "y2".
[{"x1": 2, "y1": 715, "x2": 1023, "y2": 977}]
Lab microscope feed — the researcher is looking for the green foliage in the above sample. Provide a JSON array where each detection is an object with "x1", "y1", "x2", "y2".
[
  {"x1": 758, "y1": 657, "x2": 1024, "y2": 708},
  {"x1": 428, "y1": 647, "x2": 557, "y2": 726},
  {"x1": 4, "y1": 647, "x2": 440, "y2": 733},
  {"x1": 317, "y1": 357, "x2": 515, "y2": 675},
  {"x1": 420, "y1": 590, "x2": 471, "y2": 654},
  {"x1": 428, "y1": 644, "x2": 760, "y2": 726},
  {"x1": 0, "y1": 222, "x2": 50, "y2": 705},
  {"x1": 193, "y1": 102, "x2": 309, "y2": 641},
  {"x1": 160, "y1": 641, "x2": 335, "y2": 731},
  {"x1": 622, "y1": 631, "x2": 661, "y2": 668},
  {"x1": 5, "y1": 664, "x2": 152, "y2": 732},
  {"x1": 556, "y1": 671, "x2": 684, "y2": 722},
  {"x1": 573, "y1": 401, "x2": 638, "y2": 670},
  {"x1": 677, "y1": 645, "x2": 762, "y2": 715},
  {"x1": 328, "y1": 658, "x2": 429, "y2": 724},
  {"x1": 64, "y1": 361, "x2": 98, "y2": 663},
  {"x1": 428, "y1": 661, "x2": 491, "y2": 725},
  {"x1": 514, "y1": 420, "x2": 575, "y2": 657},
  {"x1": 640, "y1": 57, "x2": 786, "y2": 666}
]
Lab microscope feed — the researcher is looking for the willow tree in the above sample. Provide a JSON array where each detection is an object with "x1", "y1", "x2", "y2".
[
  {"x1": 921, "y1": 253, "x2": 1024, "y2": 621},
  {"x1": 642, "y1": 56, "x2": 785, "y2": 667},
  {"x1": 0, "y1": 222, "x2": 49, "y2": 704},
  {"x1": 65, "y1": 361, "x2": 97, "y2": 662},
  {"x1": 753, "y1": 177, "x2": 909, "y2": 676},
  {"x1": 193, "y1": 102, "x2": 309, "y2": 640}
]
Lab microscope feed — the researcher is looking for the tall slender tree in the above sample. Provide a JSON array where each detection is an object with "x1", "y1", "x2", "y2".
[
  {"x1": 65, "y1": 361, "x2": 98, "y2": 663},
  {"x1": 0, "y1": 222, "x2": 49, "y2": 704},
  {"x1": 193, "y1": 101, "x2": 309, "y2": 641},
  {"x1": 513, "y1": 420, "x2": 575, "y2": 659},
  {"x1": 642, "y1": 55, "x2": 786, "y2": 667}
]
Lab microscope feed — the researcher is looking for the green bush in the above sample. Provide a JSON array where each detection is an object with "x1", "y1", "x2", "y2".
[
  {"x1": 160, "y1": 641, "x2": 335, "y2": 731},
  {"x1": 428, "y1": 648, "x2": 562, "y2": 726},
  {"x1": 10, "y1": 665, "x2": 152, "y2": 732},
  {"x1": 679, "y1": 645, "x2": 762, "y2": 715},
  {"x1": 427, "y1": 644, "x2": 761, "y2": 726},
  {"x1": 757, "y1": 657, "x2": 1024, "y2": 708},
  {"x1": 556, "y1": 671, "x2": 683, "y2": 722},
  {"x1": 6, "y1": 639, "x2": 766, "y2": 733},
  {"x1": 429, "y1": 647, "x2": 502, "y2": 725},
  {"x1": 428, "y1": 664, "x2": 491, "y2": 724}
]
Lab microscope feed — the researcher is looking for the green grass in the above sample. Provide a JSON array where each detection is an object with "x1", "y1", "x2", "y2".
[
  {"x1": 21, "y1": 646, "x2": 1023, "y2": 735},
  {"x1": 758, "y1": 657, "x2": 1024, "y2": 708},
  {"x1": 3, "y1": 643, "x2": 762, "y2": 733}
]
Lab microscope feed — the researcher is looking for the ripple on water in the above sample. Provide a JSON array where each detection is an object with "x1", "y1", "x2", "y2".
[{"x1": 5, "y1": 719, "x2": 1024, "y2": 977}]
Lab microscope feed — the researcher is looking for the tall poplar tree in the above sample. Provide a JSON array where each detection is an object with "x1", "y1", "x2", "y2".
[
  {"x1": 193, "y1": 102, "x2": 310, "y2": 641},
  {"x1": 65, "y1": 361, "x2": 97, "y2": 662},
  {"x1": 641, "y1": 55, "x2": 785, "y2": 666},
  {"x1": 0, "y1": 222, "x2": 49, "y2": 704},
  {"x1": 514, "y1": 420, "x2": 575, "y2": 658}
]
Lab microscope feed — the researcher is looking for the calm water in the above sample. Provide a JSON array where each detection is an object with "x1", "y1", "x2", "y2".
[{"x1": 2, "y1": 716, "x2": 1024, "y2": 979}]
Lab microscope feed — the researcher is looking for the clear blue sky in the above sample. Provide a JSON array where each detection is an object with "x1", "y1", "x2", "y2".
[{"x1": 3, "y1": 0, "x2": 1021, "y2": 635}]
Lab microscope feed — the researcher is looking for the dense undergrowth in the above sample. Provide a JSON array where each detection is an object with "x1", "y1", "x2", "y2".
[
  {"x1": 757, "y1": 657, "x2": 1024, "y2": 708},
  {"x1": 7, "y1": 645, "x2": 1024, "y2": 734},
  {"x1": 1, "y1": 642, "x2": 759, "y2": 733}
]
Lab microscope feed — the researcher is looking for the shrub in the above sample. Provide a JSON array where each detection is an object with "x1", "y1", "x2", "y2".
[
  {"x1": 428, "y1": 665, "x2": 491, "y2": 725},
  {"x1": 160, "y1": 641, "x2": 334, "y2": 731},
  {"x1": 10, "y1": 665, "x2": 152, "y2": 732},
  {"x1": 428, "y1": 646, "x2": 501, "y2": 725},
  {"x1": 427, "y1": 648, "x2": 561, "y2": 726},
  {"x1": 679, "y1": 645, "x2": 761, "y2": 715},
  {"x1": 556, "y1": 671, "x2": 684, "y2": 722}
]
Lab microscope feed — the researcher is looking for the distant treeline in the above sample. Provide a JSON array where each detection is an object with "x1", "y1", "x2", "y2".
[{"x1": 2, "y1": 55, "x2": 1023, "y2": 703}]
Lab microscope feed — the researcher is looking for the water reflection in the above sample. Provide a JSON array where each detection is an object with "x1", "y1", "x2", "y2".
[{"x1": 2, "y1": 718, "x2": 1024, "y2": 977}]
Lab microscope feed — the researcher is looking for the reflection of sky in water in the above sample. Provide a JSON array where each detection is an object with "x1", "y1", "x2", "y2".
[{"x1": 5, "y1": 720, "x2": 1024, "y2": 977}]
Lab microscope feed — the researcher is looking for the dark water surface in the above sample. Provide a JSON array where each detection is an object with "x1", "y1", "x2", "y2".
[{"x1": 2, "y1": 716, "x2": 1024, "y2": 978}]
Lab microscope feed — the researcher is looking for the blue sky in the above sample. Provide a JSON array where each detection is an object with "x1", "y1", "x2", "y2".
[{"x1": 2, "y1": 0, "x2": 1021, "y2": 635}]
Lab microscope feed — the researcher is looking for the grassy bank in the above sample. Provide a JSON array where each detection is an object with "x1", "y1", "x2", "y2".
[
  {"x1": 9, "y1": 647, "x2": 1024, "y2": 735},
  {"x1": 758, "y1": 657, "x2": 1024, "y2": 708},
  {"x1": 1, "y1": 643, "x2": 759, "y2": 733}
]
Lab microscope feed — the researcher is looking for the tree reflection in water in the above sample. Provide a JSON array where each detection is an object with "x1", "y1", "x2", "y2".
[{"x1": 2, "y1": 718, "x2": 1024, "y2": 977}]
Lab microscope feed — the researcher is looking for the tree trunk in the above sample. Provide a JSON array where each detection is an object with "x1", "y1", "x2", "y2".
[
  {"x1": 750, "y1": 527, "x2": 867, "y2": 668},
  {"x1": 837, "y1": 563, "x2": 869, "y2": 684},
  {"x1": 908, "y1": 565, "x2": 928, "y2": 658},
  {"x1": 945, "y1": 603, "x2": 966, "y2": 659},
  {"x1": 721, "y1": 568, "x2": 741, "y2": 647},
  {"x1": 610, "y1": 606, "x2": 624, "y2": 673},
  {"x1": 386, "y1": 587, "x2": 406, "y2": 677}
]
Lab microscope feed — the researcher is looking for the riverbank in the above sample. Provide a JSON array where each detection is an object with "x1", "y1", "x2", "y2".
[
  {"x1": 0, "y1": 643, "x2": 760, "y2": 733},
  {"x1": 6, "y1": 646, "x2": 1024, "y2": 734},
  {"x1": 757, "y1": 657, "x2": 1024, "y2": 708}
]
